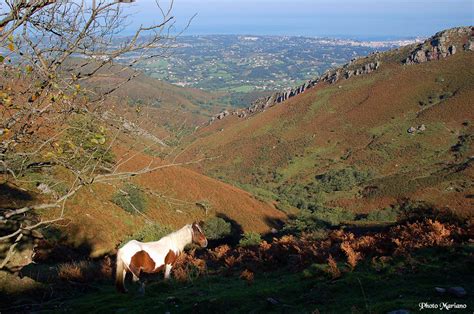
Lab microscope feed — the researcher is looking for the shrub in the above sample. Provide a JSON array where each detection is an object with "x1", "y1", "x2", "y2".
[
  {"x1": 240, "y1": 269, "x2": 254, "y2": 285},
  {"x1": 365, "y1": 207, "x2": 399, "y2": 222},
  {"x1": 316, "y1": 167, "x2": 372, "y2": 192},
  {"x1": 277, "y1": 182, "x2": 325, "y2": 210},
  {"x1": 451, "y1": 134, "x2": 473, "y2": 159},
  {"x1": 284, "y1": 206, "x2": 355, "y2": 235},
  {"x1": 203, "y1": 217, "x2": 232, "y2": 240},
  {"x1": 120, "y1": 223, "x2": 172, "y2": 246},
  {"x1": 275, "y1": 199, "x2": 294, "y2": 213},
  {"x1": 313, "y1": 207, "x2": 356, "y2": 226},
  {"x1": 284, "y1": 209, "x2": 326, "y2": 234},
  {"x1": 306, "y1": 229, "x2": 329, "y2": 240},
  {"x1": 173, "y1": 255, "x2": 207, "y2": 282},
  {"x1": 303, "y1": 256, "x2": 342, "y2": 279},
  {"x1": 341, "y1": 242, "x2": 362, "y2": 270},
  {"x1": 396, "y1": 200, "x2": 461, "y2": 224},
  {"x1": 174, "y1": 263, "x2": 201, "y2": 283},
  {"x1": 58, "y1": 261, "x2": 97, "y2": 282},
  {"x1": 238, "y1": 232, "x2": 262, "y2": 247},
  {"x1": 112, "y1": 183, "x2": 147, "y2": 214},
  {"x1": 327, "y1": 255, "x2": 341, "y2": 279}
]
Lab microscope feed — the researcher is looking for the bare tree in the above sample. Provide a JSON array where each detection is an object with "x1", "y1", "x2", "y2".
[{"x1": 0, "y1": 0, "x2": 200, "y2": 269}]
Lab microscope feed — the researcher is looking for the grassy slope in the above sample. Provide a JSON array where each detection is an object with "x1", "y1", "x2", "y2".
[
  {"x1": 85, "y1": 65, "x2": 225, "y2": 142},
  {"x1": 0, "y1": 62, "x2": 283, "y2": 259},
  {"x1": 179, "y1": 49, "x2": 474, "y2": 215},
  {"x1": 11, "y1": 245, "x2": 473, "y2": 313},
  {"x1": 39, "y1": 147, "x2": 286, "y2": 256}
]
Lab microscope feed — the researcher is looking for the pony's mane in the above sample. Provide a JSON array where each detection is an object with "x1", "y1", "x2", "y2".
[
  {"x1": 168, "y1": 224, "x2": 189, "y2": 234},
  {"x1": 161, "y1": 224, "x2": 192, "y2": 243}
]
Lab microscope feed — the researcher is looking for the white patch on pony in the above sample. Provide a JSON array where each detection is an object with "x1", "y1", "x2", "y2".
[{"x1": 119, "y1": 225, "x2": 193, "y2": 273}]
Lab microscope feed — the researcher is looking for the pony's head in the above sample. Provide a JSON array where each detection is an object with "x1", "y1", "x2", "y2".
[{"x1": 191, "y1": 222, "x2": 208, "y2": 248}]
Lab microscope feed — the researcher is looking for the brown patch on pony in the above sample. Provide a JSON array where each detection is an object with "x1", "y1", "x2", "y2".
[
  {"x1": 164, "y1": 250, "x2": 179, "y2": 265},
  {"x1": 130, "y1": 250, "x2": 157, "y2": 276}
]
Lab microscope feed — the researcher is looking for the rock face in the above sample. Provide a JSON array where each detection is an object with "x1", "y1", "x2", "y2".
[
  {"x1": 248, "y1": 79, "x2": 317, "y2": 113},
  {"x1": 464, "y1": 39, "x2": 474, "y2": 51},
  {"x1": 37, "y1": 183, "x2": 54, "y2": 195},
  {"x1": 216, "y1": 110, "x2": 230, "y2": 120},
  {"x1": 210, "y1": 59, "x2": 383, "y2": 122},
  {"x1": 322, "y1": 61, "x2": 380, "y2": 84},
  {"x1": 404, "y1": 27, "x2": 473, "y2": 64}
]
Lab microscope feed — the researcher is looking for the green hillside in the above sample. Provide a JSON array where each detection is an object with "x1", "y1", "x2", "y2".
[{"x1": 179, "y1": 28, "x2": 474, "y2": 217}]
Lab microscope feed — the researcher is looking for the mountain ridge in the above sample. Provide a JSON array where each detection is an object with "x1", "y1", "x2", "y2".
[{"x1": 209, "y1": 26, "x2": 473, "y2": 123}]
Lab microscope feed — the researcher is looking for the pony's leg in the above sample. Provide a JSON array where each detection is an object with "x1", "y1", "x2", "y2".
[
  {"x1": 132, "y1": 274, "x2": 139, "y2": 283},
  {"x1": 121, "y1": 269, "x2": 128, "y2": 293},
  {"x1": 138, "y1": 280, "x2": 146, "y2": 296},
  {"x1": 130, "y1": 265, "x2": 140, "y2": 283},
  {"x1": 164, "y1": 264, "x2": 172, "y2": 280}
]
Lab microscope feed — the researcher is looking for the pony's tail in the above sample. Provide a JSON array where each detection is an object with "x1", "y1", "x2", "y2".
[{"x1": 115, "y1": 249, "x2": 127, "y2": 293}]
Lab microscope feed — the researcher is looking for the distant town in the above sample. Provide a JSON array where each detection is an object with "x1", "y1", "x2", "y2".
[{"x1": 127, "y1": 35, "x2": 422, "y2": 93}]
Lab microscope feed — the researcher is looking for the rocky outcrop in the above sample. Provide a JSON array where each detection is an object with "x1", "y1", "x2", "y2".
[
  {"x1": 322, "y1": 61, "x2": 380, "y2": 84},
  {"x1": 246, "y1": 79, "x2": 317, "y2": 113},
  {"x1": 464, "y1": 38, "x2": 474, "y2": 51},
  {"x1": 407, "y1": 124, "x2": 427, "y2": 135},
  {"x1": 216, "y1": 110, "x2": 230, "y2": 120},
  {"x1": 102, "y1": 111, "x2": 168, "y2": 147},
  {"x1": 122, "y1": 120, "x2": 168, "y2": 147},
  {"x1": 404, "y1": 27, "x2": 473, "y2": 64},
  {"x1": 209, "y1": 55, "x2": 383, "y2": 123},
  {"x1": 221, "y1": 60, "x2": 381, "y2": 120}
]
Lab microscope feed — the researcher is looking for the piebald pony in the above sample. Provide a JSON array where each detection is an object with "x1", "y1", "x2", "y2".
[{"x1": 116, "y1": 222, "x2": 207, "y2": 294}]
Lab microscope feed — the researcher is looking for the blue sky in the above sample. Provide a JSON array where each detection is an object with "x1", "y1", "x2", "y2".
[{"x1": 124, "y1": 0, "x2": 473, "y2": 39}]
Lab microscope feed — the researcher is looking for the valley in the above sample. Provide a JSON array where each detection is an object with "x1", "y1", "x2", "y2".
[{"x1": 179, "y1": 27, "x2": 474, "y2": 219}]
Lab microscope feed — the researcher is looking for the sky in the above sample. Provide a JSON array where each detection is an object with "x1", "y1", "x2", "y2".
[{"x1": 123, "y1": 0, "x2": 474, "y2": 39}]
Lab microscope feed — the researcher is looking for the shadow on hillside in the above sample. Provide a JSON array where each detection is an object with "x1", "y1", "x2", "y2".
[
  {"x1": 0, "y1": 184, "x2": 99, "y2": 276},
  {"x1": 0, "y1": 183, "x2": 34, "y2": 210},
  {"x1": 0, "y1": 183, "x2": 41, "y2": 276},
  {"x1": 263, "y1": 216, "x2": 285, "y2": 230},
  {"x1": 0, "y1": 223, "x2": 112, "y2": 312},
  {"x1": 204, "y1": 213, "x2": 244, "y2": 248}
]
